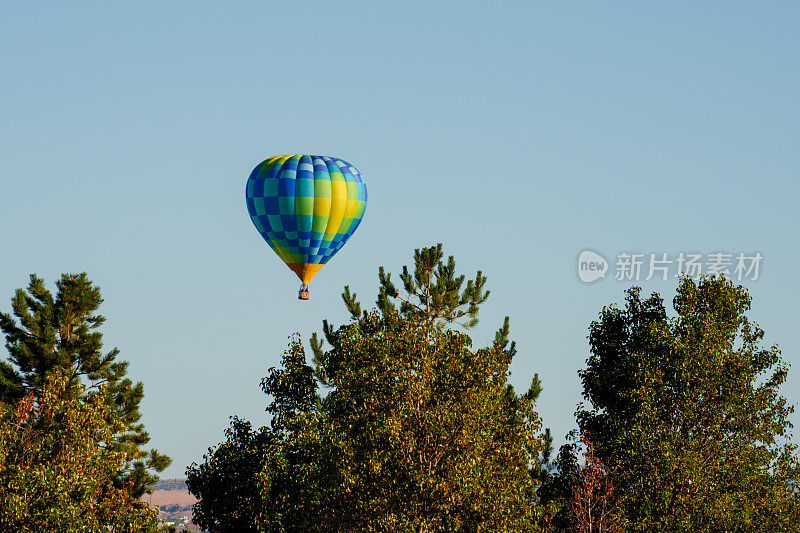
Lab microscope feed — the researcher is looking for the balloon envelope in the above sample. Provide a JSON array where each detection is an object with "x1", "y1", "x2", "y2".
[{"x1": 245, "y1": 155, "x2": 367, "y2": 285}]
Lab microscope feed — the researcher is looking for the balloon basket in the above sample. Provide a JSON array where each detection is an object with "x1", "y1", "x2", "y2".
[{"x1": 298, "y1": 285, "x2": 310, "y2": 300}]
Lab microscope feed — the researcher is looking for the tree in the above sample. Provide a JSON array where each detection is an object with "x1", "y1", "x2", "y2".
[
  {"x1": 0, "y1": 371, "x2": 160, "y2": 532},
  {"x1": 187, "y1": 244, "x2": 549, "y2": 532},
  {"x1": 309, "y1": 318, "x2": 543, "y2": 531},
  {"x1": 575, "y1": 276, "x2": 800, "y2": 532},
  {"x1": 369, "y1": 242, "x2": 490, "y2": 329},
  {"x1": 186, "y1": 416, "x2": 274, "y2": 532},
  {"x1": 0, "y1": 273, "x2": 170, "y2": 498},
  {"x1": 566, "y1": 432, "x2": 620, "y2": 533},
  {"x1": 537, "y1": 431, "x2": 622, "y2": 533},
  {"x1": 187, "y1": 335, "x2": 319, "y2": 533}
]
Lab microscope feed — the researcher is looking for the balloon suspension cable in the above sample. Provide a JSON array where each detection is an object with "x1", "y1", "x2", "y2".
[{"x1": 298, "y1": 284, "x2": 310, "y2": 301}]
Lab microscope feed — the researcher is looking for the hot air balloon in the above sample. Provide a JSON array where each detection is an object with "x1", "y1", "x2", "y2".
[{"x1": 245, "y1": 155, "x2": 367, "y2": 300}]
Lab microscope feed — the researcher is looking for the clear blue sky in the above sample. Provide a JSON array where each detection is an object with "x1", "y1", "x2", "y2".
[{"x1": 1, "y1": 2, "x2": 798, "y2": 478}]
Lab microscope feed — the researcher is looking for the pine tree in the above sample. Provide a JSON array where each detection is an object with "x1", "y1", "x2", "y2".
[
  {"x1": 340, "y1": 242, "x2": 491, "y2": 328},
  {"x1": 0, "y1": 273, "x2": 170, "y2": 498},
  {"x1": 314, "y1": 243, "x2": 513, "y2": 374}
]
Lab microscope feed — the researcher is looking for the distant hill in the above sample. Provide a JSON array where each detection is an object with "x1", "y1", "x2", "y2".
[
  {"x1": 144, "y1": 479, "x2": 200, "y2": 531},
  {"x1": 153, "y1": 478, "x2": 188, "y2": 491}
]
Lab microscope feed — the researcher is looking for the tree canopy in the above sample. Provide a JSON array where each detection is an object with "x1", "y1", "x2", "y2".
[
  {"x1": 188, "y1": 257, "x2": 800, "y2": 532},
  {"x1": 0, "y1": 273, "x2": 170, "y2": 499},
  {"x1": 0, "y1": 371, "x2": 160, "y2": 532},
  {"x1": 188, "y1": 244, "x2": 548, "y2": 532},
  {"x1": 567, "y1": 276, "x2": 800, "y2": 532}
]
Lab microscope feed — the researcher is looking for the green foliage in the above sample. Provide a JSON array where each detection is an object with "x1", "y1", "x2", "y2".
[
  {"x1": 309, "y1": 311, "x2": 545, "y2": 531},
  {"x1": 571, "y1": 276, "x2": 800, "y2": 532},
  {"x1": 353, "y1": 242, "x2": 490, "y2": 328},
  {"x1": 188, "y1": 244, "x2": 548, "y2": 532},
  {"x1": 186, "y1": 416, "x2": 271, "y2": 532},
  {"x1": 261, "y1": 336, "x2": 318, "y2": 436},
  {"x1": 0, "y1": 371, "x2": 159, "y2": 532},
  {"x1": 187, "y1": 337, "x2": 322, "y2": 533},
  {"x1": 0, "y1": 273, "x2": 170, "y2": 498}
]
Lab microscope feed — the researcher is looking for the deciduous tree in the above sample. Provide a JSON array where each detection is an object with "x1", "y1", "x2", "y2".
[
  {"x1": 0, "y1": 371, "x2": 159, "y2": 532},
  {"x1": 188, "y1": 244, "x2": 549, "y2": 532},
  {"x1": 575, "y1": 276, "x2": 800, "y2": 532}
]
